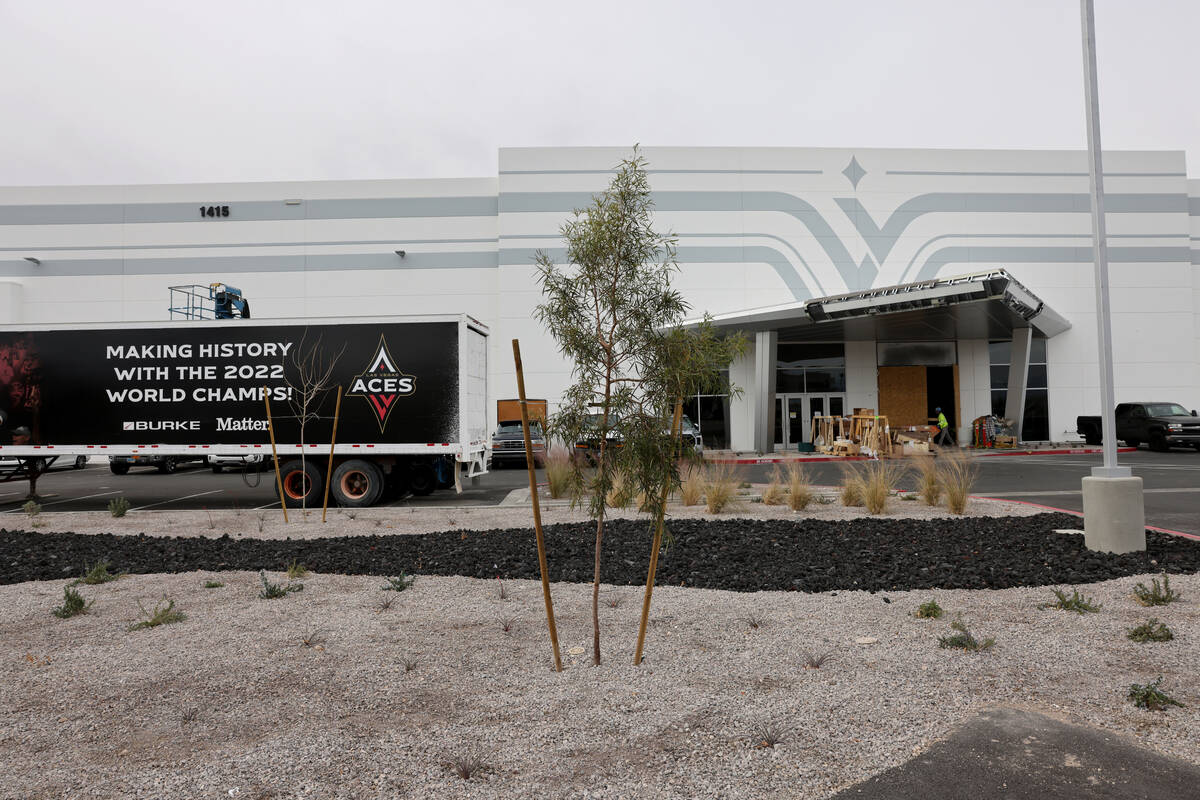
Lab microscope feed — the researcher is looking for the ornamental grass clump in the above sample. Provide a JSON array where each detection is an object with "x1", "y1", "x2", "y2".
[
  {"x1": 937, "y1": 450, "x2": 978, "y2": 515},
  {"x1": 761, "y1": 469, "x2": 786, "y2": 506},
  {"x1": 75, "y1": 560, "x2": 121, "y2": 586},
  {"x1": 838, "y1": 464, "x2": 864, "y2": 507},
  {"x1": 1133, "y1": 575, "x2": 1180, "y2": 606},
  {"x1": 108, "y1": 496, "x2": 130, "y2": 518},
  {"x1": 1128, "y1": 619, "x2": 1173, "y2": 643},
  {"x1": 605, "y1": 470, "x2": 634, "y2": 509},
  {"x1": 702, "y1": 463, "x2": 742, "y2": 513},
  {"x1": 543, "y1": 446, "x2": 573, "y2": 499},
  {"x1": 679, "y1": 462, "x2": 704, "y2": 506},
  {"x1": 784, "y1": 463, "x2": 813, "y2": 511},
  {"x1": 914, "y1": 456, "x2": 942, "y2": 506},
  {"x1": 1127, "y1": 677, "x2": 1184, "y2": 711},
  {"x1": 861, "y1": 461, "x2": 907, "y2": 515}
]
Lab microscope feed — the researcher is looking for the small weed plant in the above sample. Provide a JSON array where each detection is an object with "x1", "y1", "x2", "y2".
[
  {"x1": 402, "y1": 656, "x2": 418, "y2": 672},
  {"x1": 915, "y1": 599, "x2": 944, "y2": 619},
  {"x1": 300, "y1": 628, "x2": 326, "y2": 648},
  {"x1": 750, "y1": 722, "x2": 785, "y2": 749},
  {"x1": 52, "y1": 585, "x2": 93, "y2": 619},
  {"x1": 23, "y1": 500, "x2": 41, "y2": 518},
  {"x1": 1127, "y1": 677, "x2": 1184, "y2": 711},
  {"x1": 1133, "y1": 575, "x2": 1180, "y2": 607},
  {"x1": 497, "y1": 614, "x2": 517, "y2": 634},
  {"x1": 203, "y1": 580, "x2": 224, "y2": 589},
  {"x1": 258, "y1": 571, "x2": 304, "y2": 599},
  {"x1": 1128, "y1": 619, "x2": 1173, "y2": 643},
  {"x1": 742, "y1": 612, "x2": 763, "y2": 630},
  {"x1": 802, "y1": 649, "x2": 832, "y2": 669},
  {"x1": 784, "y1": 463, "x2": 813, "y2": 511},
  {"x1": 108, "y1": 497, "x2": 131, "y2": 518},
  {"x1": 382, "y1": 573, "x2": 414, "y2": 592},
  {"x1": 286, "y1": 559, "x2": 309, "y2": 579},
  {"x1": 938, "y1": 619, "x2": 994, "y2": 652},
  {"x1": 76, "y1": 561, "x2": 120, "y2": 586},
  {"x1": 128, "y1": 597, "x2": 185, "y2": 631},
  {"x1": 376, "y1": 595, "x2": 395, "y2": 612},
  {"x1": 447, "y1": 751, "x2": 487, "y2": 780},
  {"x1": 496, "y1": 578, "x2": 508, "y2": 600},
  {"x1": 702, "y1": 463, "x2": 742, "y2": 513},
  {"x1": 180, "y1": 706, "x2": 199, "y2": 724},
  {"x1": 544, "y1": 446, "x2": 574, "y2": 499},
  {"x1": 1042, "y1": 587, "x2": 1102, "y2": 614}
]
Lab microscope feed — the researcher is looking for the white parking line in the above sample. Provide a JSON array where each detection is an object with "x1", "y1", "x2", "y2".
[
  {"x1": 2, "y1": 490, "x2": 120, "y2": 512},
  {"x1": 130, "y1": 490, "x2": 223, "y2": 511}
]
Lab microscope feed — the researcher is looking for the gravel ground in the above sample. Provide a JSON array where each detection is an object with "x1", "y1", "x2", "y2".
[
  {"x1": 18, "y1": 490, "x2": 1043, "y2": 541},
  {"x1": 1, "y1": 570, "x2": 1197, "y2": 799}
]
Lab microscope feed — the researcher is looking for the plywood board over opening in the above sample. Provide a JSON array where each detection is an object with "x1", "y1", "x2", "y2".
[{"x1": 878, "y1": 366, "x2": 927, "y2": 427}]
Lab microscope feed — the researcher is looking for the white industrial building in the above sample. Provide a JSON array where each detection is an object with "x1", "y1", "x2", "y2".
[{"x1": 2, "y1": 146, "x2": 1198, "y2": 451}]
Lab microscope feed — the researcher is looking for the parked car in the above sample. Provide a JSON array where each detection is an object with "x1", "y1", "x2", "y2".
[
  {"x1": 679, "y1": 415, "x2": 704, "y2": 455},
  {"x1": 1077, "y1": 402, "x2": 1200, "y2": 452},
  {"x1": 489, "y1": 420, "x2": 546, "y2": 468},
  {"x1": 208, "y1": 453, "x2": 265, "y2": 473},
  {"x1": 109, "y1": 454, "x2": 207, "y2": 475}
]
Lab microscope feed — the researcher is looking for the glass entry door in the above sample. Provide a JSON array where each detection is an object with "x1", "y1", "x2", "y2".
[{"x1": 776, "y1": 393, "x2": 848, "y2": 449}]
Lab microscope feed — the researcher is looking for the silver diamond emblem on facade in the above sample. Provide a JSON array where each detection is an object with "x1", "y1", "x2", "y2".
[{"x1": 842, "y1": 156, "x2": 866, "y2": 189}]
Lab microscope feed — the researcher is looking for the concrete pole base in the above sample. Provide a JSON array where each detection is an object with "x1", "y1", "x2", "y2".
[{"x1": 1081, "y1": 476, "x2": 1145, "y2": 554}]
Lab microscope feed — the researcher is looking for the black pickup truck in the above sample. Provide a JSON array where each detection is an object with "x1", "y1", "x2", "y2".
[{"x1": 1077, "y1": 402, "x2": 1200, "y2": 451}]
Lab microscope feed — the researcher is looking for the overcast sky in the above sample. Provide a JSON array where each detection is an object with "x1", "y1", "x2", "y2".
[{"x1": 1, "y1": 0, "x2": 1196, "y2": 185}]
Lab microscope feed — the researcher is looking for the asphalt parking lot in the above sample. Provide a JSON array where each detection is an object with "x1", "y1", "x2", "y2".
[{"x1": 1, "y1": 450, "x2": 1197, "y2": 536}]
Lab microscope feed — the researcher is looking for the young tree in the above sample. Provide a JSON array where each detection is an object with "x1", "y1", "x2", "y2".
[
  {"x1": 534, "y1": 151, "x2": 743, "y2": 665},
  {"x1": 282, "y1": 332, "x2": 344, "y2": 513}
]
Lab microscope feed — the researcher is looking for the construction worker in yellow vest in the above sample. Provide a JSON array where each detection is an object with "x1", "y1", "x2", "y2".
[{"x1": 934, "y1": 407, "x2": 953, "y2": 446}]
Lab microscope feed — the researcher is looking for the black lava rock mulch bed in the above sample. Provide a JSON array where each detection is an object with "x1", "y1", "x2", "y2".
[{"x1": 3, "y1": 513, "x2": 1198, "y2": 593}]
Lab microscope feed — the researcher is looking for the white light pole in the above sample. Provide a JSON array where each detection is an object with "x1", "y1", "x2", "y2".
[{"x1": 1078, "y1": 0, "x2": 1144, "y2": 552}]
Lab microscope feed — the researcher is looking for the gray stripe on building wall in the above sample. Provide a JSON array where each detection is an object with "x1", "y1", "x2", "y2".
[
  {"x1": 1190, "y1": 197, "x2": 1200, "y2": 215},
  {"x1": 0, "y1": 196, "x2": 498, "y2": 226},
  {"x1": 0, "y1": 250, "x2": 498, "y2": 278},
  {"x1": 914, "y1": 246, "x2": 1194, "y2": 283},
  {"x1": 500, "y1": 244, "x2": 813, "y2": 301},
  {"x1": 885, "y1": 170, "x2": 1187, "y2": 178},
  {"x1": 900, "y1": 232, "x2": 1189, "y2": 284},
  {"x1": 499, "y1": 169, "x2": 822, "y2": 175}
]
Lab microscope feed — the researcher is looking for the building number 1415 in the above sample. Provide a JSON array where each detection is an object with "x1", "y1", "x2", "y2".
[{"x1": 199, "y1": 205, "x2": 230, "y2": 218}]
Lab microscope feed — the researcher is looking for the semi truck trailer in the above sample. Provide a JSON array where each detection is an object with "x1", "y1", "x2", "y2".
[{"x1": 0, "y1": 314, "x2": 488, "y2": 506}]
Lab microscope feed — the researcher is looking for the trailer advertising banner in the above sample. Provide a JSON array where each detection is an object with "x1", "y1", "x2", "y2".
[{"x1": 0, "y1": 321, "x2": 460, "y2": 447}]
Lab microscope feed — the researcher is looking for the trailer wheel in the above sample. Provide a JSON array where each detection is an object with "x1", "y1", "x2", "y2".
[
  {"x1": 158, "y1": 458, "x2": 177, "y2": 474},
  {"x1": 409, "y1": 462, "x2": 436, "y2": 496},
  {"x1": 73, "y1": 456, "x2": 87, "y2": 469},
  {"x1": 332, "y1": 459, "x2": 384, "y2": 507},
  {"x1": 277, "y1": 459, "x2": 323, "y2": 508},
  {"x1": 110, "y1": 460, "x2": 130, "y2": 475}
]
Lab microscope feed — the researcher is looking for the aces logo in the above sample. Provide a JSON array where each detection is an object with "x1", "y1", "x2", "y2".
[{"x1": 346, "y1": 336, "x2": 416, "y2": 431}]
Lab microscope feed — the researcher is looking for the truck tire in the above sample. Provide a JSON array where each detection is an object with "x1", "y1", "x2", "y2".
[
  {"x1": 73, "y1": 456, "x2": 87, "y2": 469},
  {"x1": 157, "y1": 458, "x2": 177, "y2": 474},
  {"x1": 211, "y1": 464, "x2": 223, "y2": 474},
  {"x1": 110, "y1": 460, "x2": 130, "y2": 475},
  {"x1": 1123, "y1": 438, "x2": 1140, "y2": 449},
  {"x1": 331, "y1": 459, "x2": 385, "y2": 507},
  {"x1": 409, "y1": 462, "x2": 436, "y2": 496},
  {"x1": 1149, "y1": 433, "x2": 1169, "y2": 452},
  {"x1": 277, "y1": 459, "x2": 323, "y2": 508}
]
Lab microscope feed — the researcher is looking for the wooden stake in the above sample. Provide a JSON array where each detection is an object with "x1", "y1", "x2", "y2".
[
  {"x1": 321, "y1": 386, "x2": 343, "y2": 523},
  {"x1": 264, "y1": 387, "x2": 288, "y2": 524},
  {"x1": 512, "y1": 339, "x2": 563, "y2": 672},
  {"x1": 634, "y1": 398, "x2": 683, "y2": 666}
]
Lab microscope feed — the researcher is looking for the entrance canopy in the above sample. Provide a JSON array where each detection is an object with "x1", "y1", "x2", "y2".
[{"x1": 691, "y1": 269, "x2": 1070, "y2": 341}]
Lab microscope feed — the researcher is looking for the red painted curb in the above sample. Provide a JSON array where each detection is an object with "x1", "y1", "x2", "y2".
[
  {"x1": 705, "y1": 447, "x2": 1133, "y2": 465},
  {"x1": 974, "y1": 496, "x2": 1200, "y2": 542}
]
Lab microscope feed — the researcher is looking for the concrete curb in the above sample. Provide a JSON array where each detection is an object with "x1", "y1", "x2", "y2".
[{"x1": 704, "y1": 446, "x2": 1136, "y2": 465}]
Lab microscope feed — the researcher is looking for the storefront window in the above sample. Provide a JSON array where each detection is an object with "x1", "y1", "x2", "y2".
[{"x1": 989, "y1": 338, "x2": 1050, "y2": 441}]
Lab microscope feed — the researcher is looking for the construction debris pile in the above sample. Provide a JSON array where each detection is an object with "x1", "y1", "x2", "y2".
[
  {"x1": 810, "y1": 408, "x2": 940, "y2": 458},
  {"x1": 971, "y1": 414, "x2": 1017, "y2": 449}
]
